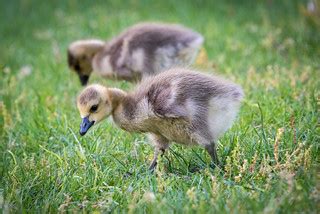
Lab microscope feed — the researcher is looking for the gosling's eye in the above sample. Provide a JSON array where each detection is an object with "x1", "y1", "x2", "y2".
[
  {"x1": 90, "y1": 105, "x2": 98, "y2": 113},
  {"x1": 74, "y1": 64, "x2": 80, "y2": 71}
]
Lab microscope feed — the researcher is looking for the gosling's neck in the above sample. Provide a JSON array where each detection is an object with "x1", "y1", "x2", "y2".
[
  {"x1": 108, "y1": 88, "x2": 127, "y2": 111},
  {"x1": 108, "y1": 88, "x2": 142, "y2": 132}
]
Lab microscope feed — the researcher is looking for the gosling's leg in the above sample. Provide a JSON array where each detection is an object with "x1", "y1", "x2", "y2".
[
  {"x1": 149, "y1": 149, "x2": 159, "y2": 171},
  {"x1": 193, "y1": 134, "x2": 220, "y2": 169},
  {"x1": 148, "y1": 134, "x2": 169, "y2": 171},
  {"x1": 205, "y1": 143, "x2": 220, "y2": 168}
]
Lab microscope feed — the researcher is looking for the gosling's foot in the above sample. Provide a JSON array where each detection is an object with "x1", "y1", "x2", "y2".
[{"x1": 148, "y1": 160, "x2": 157, "y2": 172}]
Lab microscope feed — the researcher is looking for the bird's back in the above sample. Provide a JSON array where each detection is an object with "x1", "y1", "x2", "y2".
[
  {"x1": 121, "y1": 23, "x2": 202, "y2": 48},
  {"x1": 117, "y1": 23, "x2": 203, "y2": 75},
  {"x1": 128, "y1": 68, "x2": 243, "y2": 120},
  {"x1": 127, "y1": 23, "x2": 204, "y2": 75}
]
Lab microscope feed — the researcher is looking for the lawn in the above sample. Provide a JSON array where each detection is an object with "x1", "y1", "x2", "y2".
[{"x1": 0, "y1": 0, "x2": 319, "y2": 213}]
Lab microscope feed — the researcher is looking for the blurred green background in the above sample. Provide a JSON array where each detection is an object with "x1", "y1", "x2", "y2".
[{"x1": 0, "y1": 0, "x2": 319, "y2": 213}]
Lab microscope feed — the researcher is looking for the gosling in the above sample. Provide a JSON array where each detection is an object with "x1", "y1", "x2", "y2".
[
  {"x1": 76, "y1": 68, "x2": 244, "y2": 170},
  {"x1": 68, "y1": 23, "x2": 204, "y2": 85}
]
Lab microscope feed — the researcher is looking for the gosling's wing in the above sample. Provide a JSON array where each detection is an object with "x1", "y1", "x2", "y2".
[
  {"x1": 152, "y1": 33, "x2": 203, "y2": 73},
  {"x1": 146, "y1": 82, "x2": 188, "y2": 119},
  {"x1": 112, "y1": 24, "x2": 204, "y2": 76}
]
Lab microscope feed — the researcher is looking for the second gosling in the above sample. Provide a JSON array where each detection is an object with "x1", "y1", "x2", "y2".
[
  {"x1": 76, "y1": 68, "x2": 244, "y2": 170},
  {"x1": 68, "y1": 23, "x2": 204, "y2": 85}
]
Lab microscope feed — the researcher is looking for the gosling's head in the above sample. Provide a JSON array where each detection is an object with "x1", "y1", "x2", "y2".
[
  {"x1": 68, "y1": 39, "x2": 104, "y2": 86},
  {"x1": 77, "y1": 84, "x2": 112, "y2": 136}
]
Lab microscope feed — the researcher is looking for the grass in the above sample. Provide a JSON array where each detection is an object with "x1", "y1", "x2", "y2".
[{"x1": 0, "y1": 0, "x2": 319, "y2": 213}]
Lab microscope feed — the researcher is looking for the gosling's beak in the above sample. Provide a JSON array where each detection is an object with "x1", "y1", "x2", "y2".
[
  {"x1": 79, "y1": 74, "x2": 89, "y2": 86},
  {"x1": 79, "y1": 116, "x2": 94, "y2": 136}
]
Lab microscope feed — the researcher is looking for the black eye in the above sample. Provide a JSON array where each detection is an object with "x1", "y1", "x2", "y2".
[
  {"x1": 90, "y1": 104, "x2": 98, "y2": 113},
  {"x1": 74, "y1": 64, "x2": 80, "y2": 72}
]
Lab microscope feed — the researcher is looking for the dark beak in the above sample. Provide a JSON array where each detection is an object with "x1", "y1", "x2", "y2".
[
  {"x1": 79, "y1": 75, "x2": 89, "y2": 86},
  {"x1": 79, "y1": 116, "x2": 95, "y2": 136}
]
